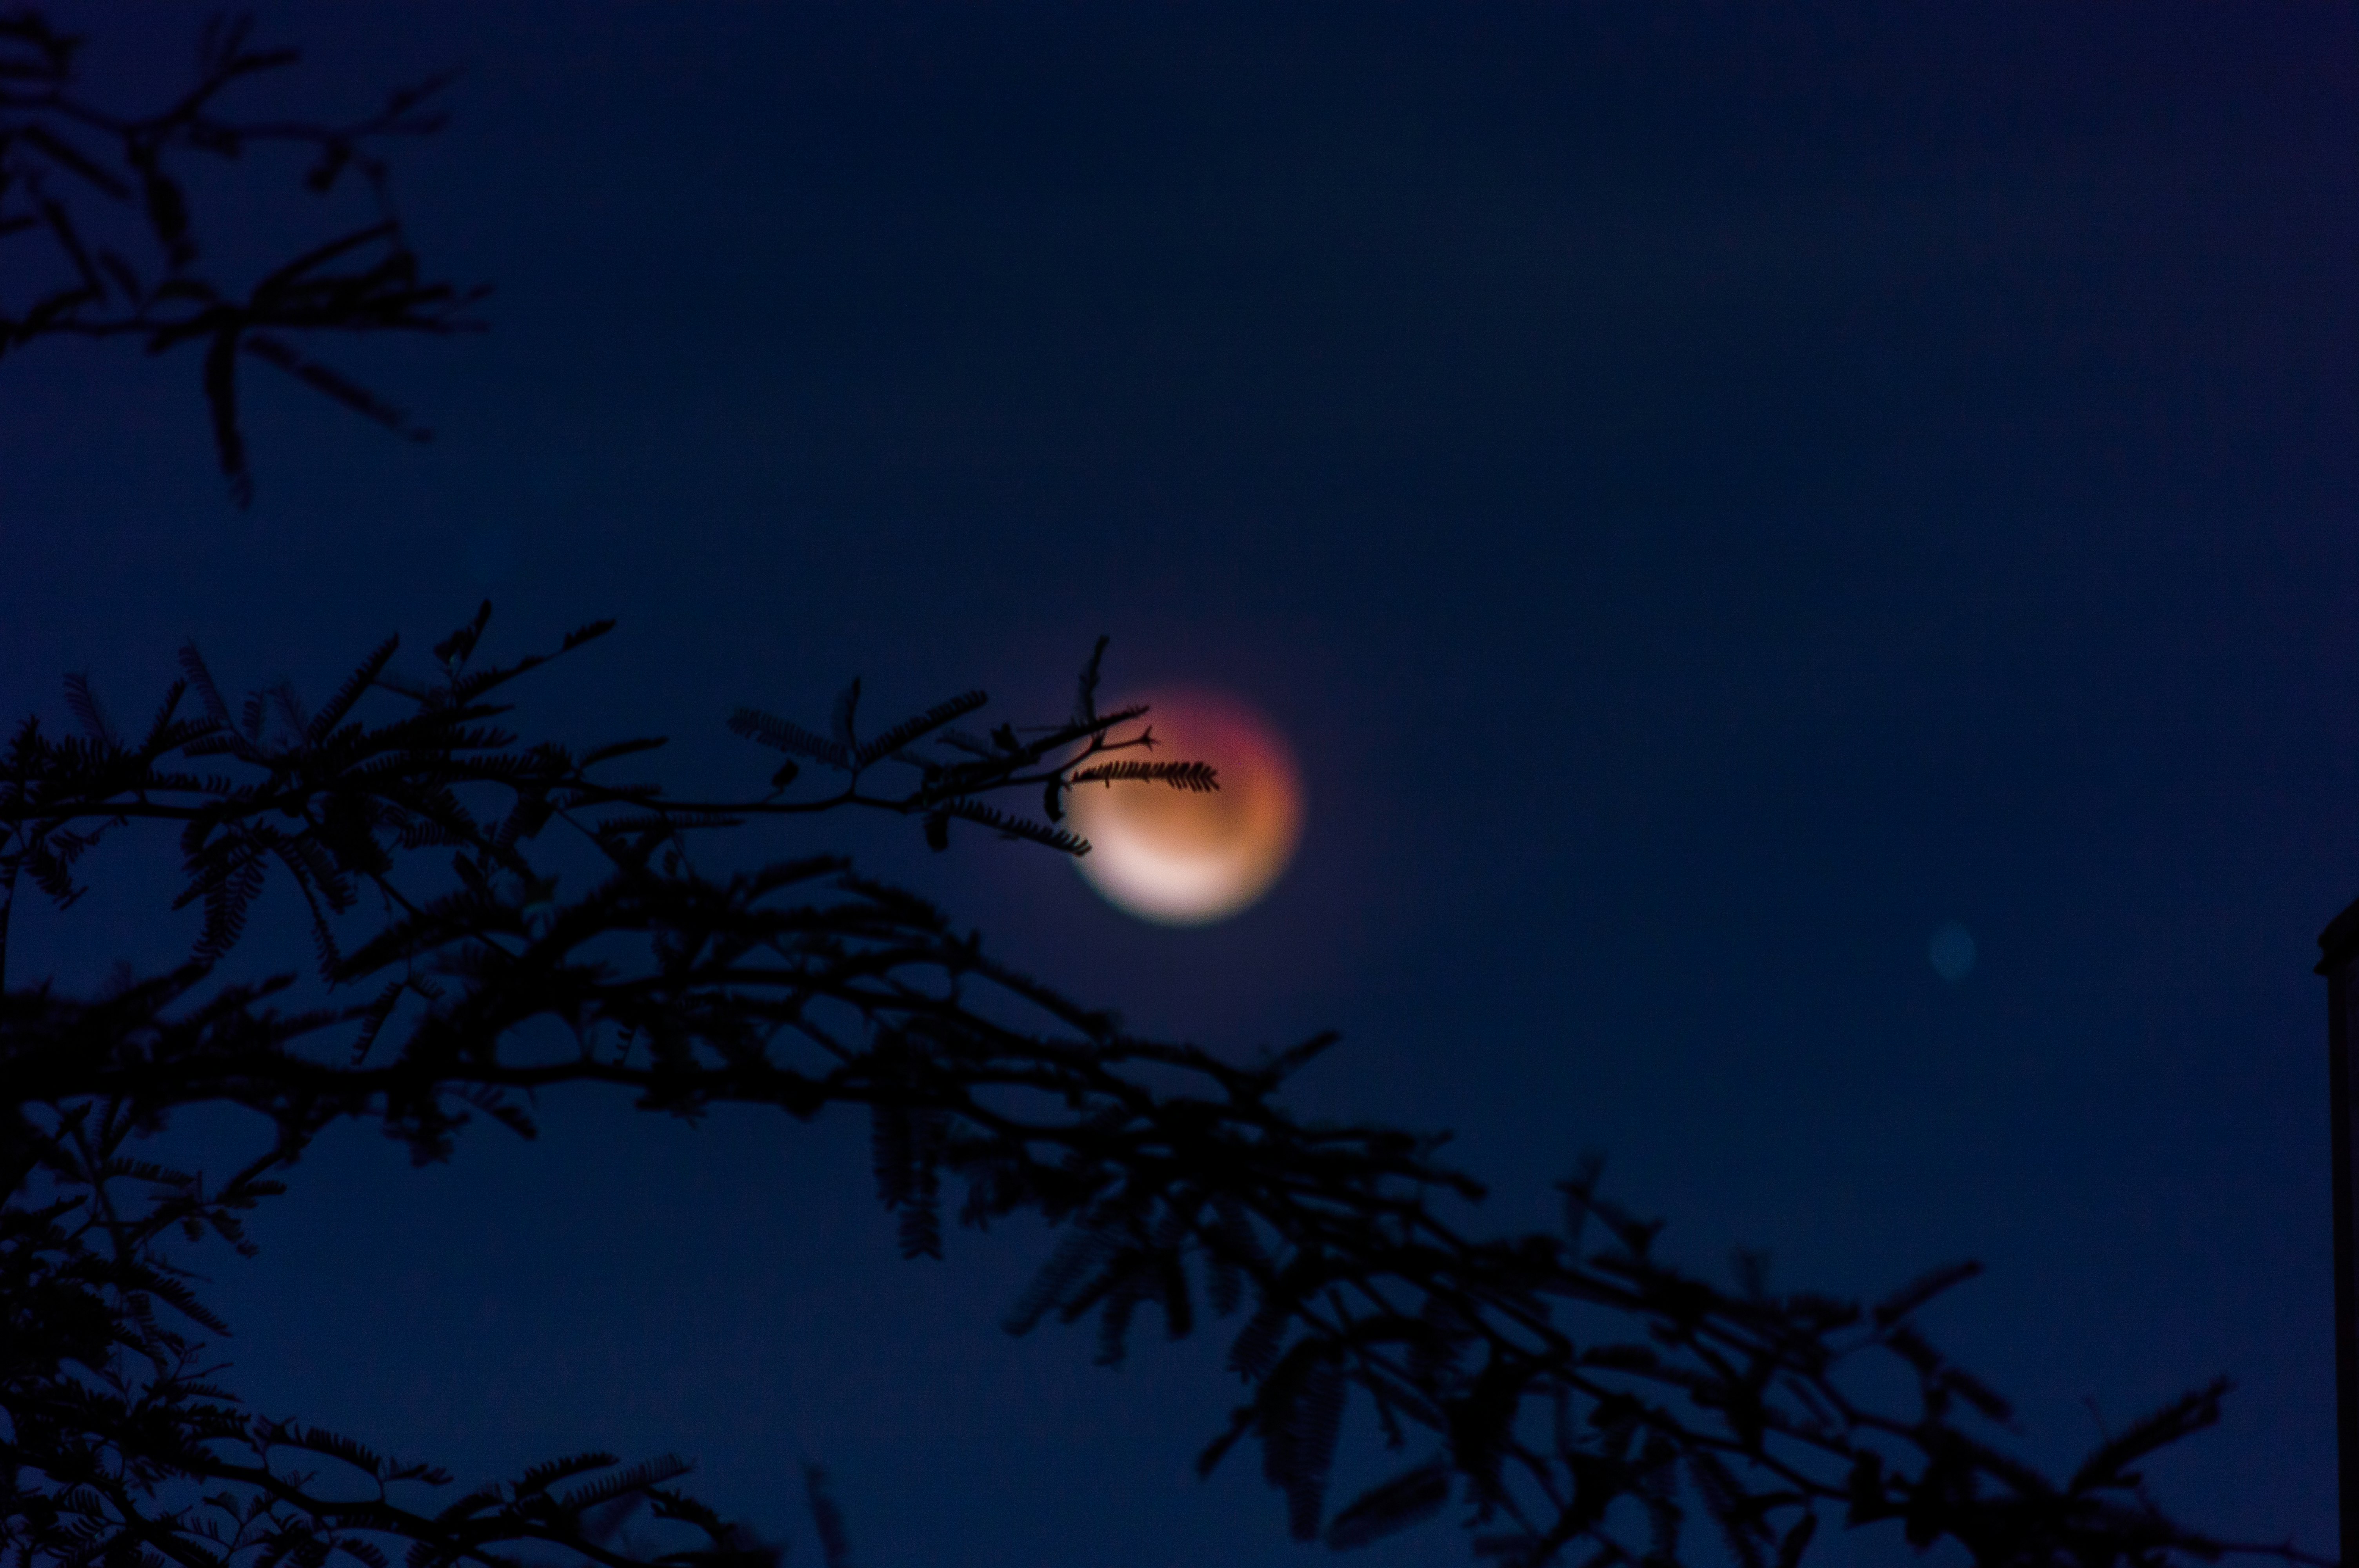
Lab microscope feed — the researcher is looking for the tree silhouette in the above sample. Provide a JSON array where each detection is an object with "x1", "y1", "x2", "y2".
[
  {"x1": 0, "y1": 14, "x2": 2332, "y2": 1568},
  {"x1": 0, "y1": 610, "x2": 2327, "y2": 1568}
]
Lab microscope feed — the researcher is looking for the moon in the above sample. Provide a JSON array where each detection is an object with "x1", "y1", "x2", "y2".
[{"x1": 1067, "y1": 687, "x2": 1303, "y2": 925}]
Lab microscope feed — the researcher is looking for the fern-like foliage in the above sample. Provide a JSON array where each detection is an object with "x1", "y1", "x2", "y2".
[
  {"x1": 1065, "y1": 759, "x2": 1218, "y2": 791},
  {"x1": 0, "y1": 11, "x2": 485, "y2": 504},
  {"x1": 0, "y1": 606, "x2": 2328, "y2": 1568}
]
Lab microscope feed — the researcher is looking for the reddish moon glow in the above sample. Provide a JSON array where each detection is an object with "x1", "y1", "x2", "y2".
[{"x1": 1068, "y1": 688, "x2": 1303, "y2": 925}]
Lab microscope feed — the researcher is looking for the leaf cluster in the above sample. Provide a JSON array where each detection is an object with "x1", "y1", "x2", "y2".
[
  {"x1": 0, "y1": 608, "x2": 2326, "y2": 1568},
  {"x1": 0, "y1": 10, "x2": 485, "y2": 503}
]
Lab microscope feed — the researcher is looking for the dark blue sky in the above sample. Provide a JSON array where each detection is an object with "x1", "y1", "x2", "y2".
[{"x1": 5, "y1": 3, "x2": 2355, "y2": 1561}]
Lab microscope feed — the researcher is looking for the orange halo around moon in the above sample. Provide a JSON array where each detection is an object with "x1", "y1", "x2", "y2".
[{"x1": 1067, "y1": 687, "x2": 1303, "y2": 926}]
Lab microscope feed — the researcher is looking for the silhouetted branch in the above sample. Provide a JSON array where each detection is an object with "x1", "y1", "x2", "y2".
[
  {"x1": 0, "y1": 11, "x2": 485, "y2": 504},
  {"x1": 0, "y1": 608, "x2": 2326, "y2": 1568}
]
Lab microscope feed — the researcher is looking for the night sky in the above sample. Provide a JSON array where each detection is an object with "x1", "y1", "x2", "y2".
[{"x1": 5, "y1": 4, "x2": 2355, "y2": 1562}]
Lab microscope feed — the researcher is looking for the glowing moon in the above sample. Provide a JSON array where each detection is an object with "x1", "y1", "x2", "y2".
[{"x1": 1067, "y1": 688, "x2": 1303, "y2": 925}]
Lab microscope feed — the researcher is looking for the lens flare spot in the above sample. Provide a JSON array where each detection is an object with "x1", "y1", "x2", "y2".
[{"x1": 1928, "y1": 921, "x2": 1977, "y2": 984}]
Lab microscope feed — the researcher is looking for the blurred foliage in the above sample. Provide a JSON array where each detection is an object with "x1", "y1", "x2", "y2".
[{"x1": 0, "y1": 10, "x2": 483, "y2": 504}]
